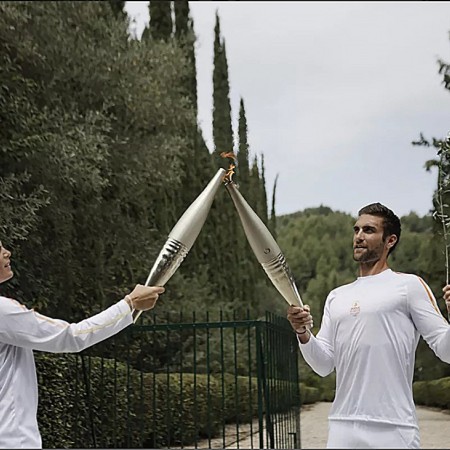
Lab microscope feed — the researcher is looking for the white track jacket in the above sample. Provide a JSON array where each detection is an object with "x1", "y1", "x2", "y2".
[
  {"x1": 0, "y1": 296, "x2": 132, "y2": 448},
  {"x1": 299, "y1": 269, "x2": 450, "y2": 429}
]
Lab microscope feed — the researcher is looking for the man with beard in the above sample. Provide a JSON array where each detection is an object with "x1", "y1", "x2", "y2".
[
  {"x1": 0, "y1": 239, "x2": 165, "y2": 448},
  {"x1": 287, "y1": 202, "x2": 450, "y2": 449}
]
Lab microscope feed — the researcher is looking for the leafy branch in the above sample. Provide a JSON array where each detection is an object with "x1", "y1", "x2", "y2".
[{"x1": 432, "y1": 131, "x2": 450, "y2": 285}]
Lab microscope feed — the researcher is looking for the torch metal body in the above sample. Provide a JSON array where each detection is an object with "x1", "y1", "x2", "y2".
[
  {"x1": 132, "y1": 168, "x2": 226, "y2": 322},
  {"x1": 225, "y1": 181, "x2": 303, "y2": 307}
]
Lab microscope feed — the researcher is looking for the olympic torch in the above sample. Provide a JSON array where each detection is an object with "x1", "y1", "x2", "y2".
[
  {"x1": 224, "y1": 179, "x2": 303, "y2": 307},
  {"x1": 132, "y1": 168, "x2": 226, "y2": 322}
]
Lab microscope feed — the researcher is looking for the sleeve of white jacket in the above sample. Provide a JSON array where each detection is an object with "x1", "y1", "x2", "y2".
[
  {"x1": 0, "y1": 296, "x2": 133, "y2": 353},
  {"x1": 407, "y1": 276, "x2": 450, "y2": 363},
  {"x1": 297, "y1": 292, "x2": 335, "y2": 377}
]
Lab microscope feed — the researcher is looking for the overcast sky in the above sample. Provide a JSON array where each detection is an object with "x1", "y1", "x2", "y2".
[{"x1": 124, "y1": 1, "x2": 450, "y2": 219}]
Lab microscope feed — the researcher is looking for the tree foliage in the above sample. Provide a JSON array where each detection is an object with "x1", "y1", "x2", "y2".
[
  {"x1": 0, "y1": 1, "x2": 275, "y2": 327},
  {"x1": 146, "y1": 1, "x2": 172, "y2": 41},
  {"x1": 0, "y1": 1, "x2": 195, "y2": 319},
  {"x1": 212, "y1": 12, "x2": 233, "y2": 168},
  {"x1": 236, "y1": 98, "x2": 250, "y2": 191}
]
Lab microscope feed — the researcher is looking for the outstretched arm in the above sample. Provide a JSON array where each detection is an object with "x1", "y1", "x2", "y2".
[{"x1": 0, "y1": 285, "x2": 164, "y2": 353}]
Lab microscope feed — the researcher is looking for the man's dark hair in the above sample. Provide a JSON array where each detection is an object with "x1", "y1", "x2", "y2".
[{"x1": 358, "y1": 202, "x2": 401, "y2": 255}]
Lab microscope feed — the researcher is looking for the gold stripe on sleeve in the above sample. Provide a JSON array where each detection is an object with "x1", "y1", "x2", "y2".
[
  {"x1": 416, "y1": 276, "x2": 446, "y2": 320},
  {"x1": 34, "y1": 307, "x2": 129, "y2": 334},
  {"x1": 34, "y1": 312, "x2": 68, "y2": 328},
  {"x1": 72, "y1": 311, "x2": 129, "y2": 335}
]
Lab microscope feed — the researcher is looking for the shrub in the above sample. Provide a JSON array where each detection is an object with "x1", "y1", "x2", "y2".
[
  {"x1": 299, "y1": 383, "x2": 321, "y2": 404},
  {"x1": 36, "y1": 353, "x2": 304, "y2": 448},
  {"x1": 413, "y1": 377, "x2": 450, "y2": 409}
]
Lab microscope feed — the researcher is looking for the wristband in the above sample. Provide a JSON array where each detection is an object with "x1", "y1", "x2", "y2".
[{"x1": 295, "y1": 328, "x2": 307, "y2": 336}]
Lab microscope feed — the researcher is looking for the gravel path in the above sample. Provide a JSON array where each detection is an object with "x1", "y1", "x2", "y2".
[{"x1": 300, "y1": 402, "x2": 450, "y2": 449}]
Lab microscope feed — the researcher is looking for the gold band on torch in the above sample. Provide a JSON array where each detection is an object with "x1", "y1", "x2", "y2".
[
  {"x1": 132, "y1": 168, "x2": 226, "y2": 322},
  {"x1": 224, "y1": 180, "x2": 303, "y2": 307}
]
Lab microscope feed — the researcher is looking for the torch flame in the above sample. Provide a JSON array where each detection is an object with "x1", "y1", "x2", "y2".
[{"x1": 220, "y1": 151, "x2": 237, "y2": 183}]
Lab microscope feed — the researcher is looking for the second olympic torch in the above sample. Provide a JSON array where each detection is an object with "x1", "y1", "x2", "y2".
[
  {"x1": 225, "y1": 180, "x2": 304, "y2": 307},
  {"x1": 132, "y1": 168, "x2": 226, "y2": 322}
]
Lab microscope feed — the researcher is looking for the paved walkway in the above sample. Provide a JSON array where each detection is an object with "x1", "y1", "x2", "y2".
[
  {"x1": 189, "y1": 402, "x2": 450, "y2": 449},
  {"x1": 300, "y1": 402, "x2": 450, "y2": 449}
]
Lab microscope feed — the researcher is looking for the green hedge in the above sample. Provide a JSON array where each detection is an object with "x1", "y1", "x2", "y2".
[
  {"x1": 299, "y1": 382, "x2": 321, "y2": 404},
  {"x1": 36, "y1": 353, "x2": 80, "y2": 448},
  {"x1": 36, "y1": 353, "x2": 306, "y2": 448},
  {"x1": 36, "y1": 352, "x2": 136, "y2": 448},
  {"x1": 413, "y1": 377, "x2": 450, "y2": 409},
  {"x1": 300, "y1": 366, "x2": 335, "y2": 402},
  {"x1": 139, "y1": 372, "x2": 261, "y2": 447}
]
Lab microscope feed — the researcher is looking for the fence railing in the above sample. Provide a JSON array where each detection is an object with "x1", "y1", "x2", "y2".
[{"x1": 37, "y1": 310, "x2": 302, "y2": 449}]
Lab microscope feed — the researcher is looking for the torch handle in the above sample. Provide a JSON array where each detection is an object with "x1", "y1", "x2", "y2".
[
  {"x1": 131, "y1": 238, "x2": 189, "y2": 323},
  {"x1": 132, "y1": 309, "x2": 142, "y2": 322},
  {"x1": 131, "y1": 272, "x2": 155, "y2": 323}
]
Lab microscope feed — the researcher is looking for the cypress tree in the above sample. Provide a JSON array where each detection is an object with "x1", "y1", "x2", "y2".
[
  {"x1": 236, "y1": 98, "x2": 250, "y2": 193},
  {"x1": 248, "y1": 155, "x2": 260, "y2": 211},
  {"x1": 235, "y1": 99, "x2": 266, "y2": 308},
  {"x1": 109, "y1": 0, "x2": 126, "y2": 18},
  {"x1": 143, "y1": 1, "x2": 172, "y2": 41},
  {"x1": 247, "y1": 154, "x2": 269, "y2": 224},
  {"x1": 212, "y1": 12, "x2": 233, "y2": 169},
  {"x1": 174, "y1": 0, "x2": 190, "y2": 37},
  {"x1": 270, "y1": 174, "x2": 279, "y2": 238},
  {"x1": 209, "y1": 11, "x2": 242, "y2": 305},
  {"x1": 174, "y1": 0, "x2": 197, "y2": 111},
  {"x1": 259, "y1": 154, "x2": 269, "y2": 225}
]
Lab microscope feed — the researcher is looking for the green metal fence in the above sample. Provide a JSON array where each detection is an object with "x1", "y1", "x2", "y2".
[{"x1": 67, "y1": 310, "x2": 301, "y2": 449}]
